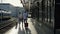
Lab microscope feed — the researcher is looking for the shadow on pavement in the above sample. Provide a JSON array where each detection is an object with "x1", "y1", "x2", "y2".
[
  {"x1": 17, "y1": 20, "x2": 25, "y2": 34},
  {"x1": 15, "y1": 19, "x2": 23, "y2": 29},
  {"x1": 18, "y1": 23, "x2": 25, "y2": 34},
  {"x1": 25, "y1": 28, "x2": 31, "y2": 34},
  {"x1": 15, "y1": 22, "x2": 18, "y2": 29}
]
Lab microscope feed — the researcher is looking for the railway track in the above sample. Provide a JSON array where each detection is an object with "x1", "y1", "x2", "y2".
[{"x1": 0, "y1": 18, "x2": 17, "y2": 30}]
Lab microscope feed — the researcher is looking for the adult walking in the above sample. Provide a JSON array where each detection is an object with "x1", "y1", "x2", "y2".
[
  {"x1": 23, "y1": 11, "x2": 28, "y2": 23},
  {"x1": 23, "y1": 11, "x2": 28, "y2": 29}
]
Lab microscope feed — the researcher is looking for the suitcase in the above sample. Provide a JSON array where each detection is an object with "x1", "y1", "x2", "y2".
[{"x1": 24, "y1": 23, "x2": 28, "y2": 27}]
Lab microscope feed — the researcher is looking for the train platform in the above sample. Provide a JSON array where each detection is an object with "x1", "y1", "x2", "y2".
[{"x1": 0, "y1": 18, "x2": 54, "y2": 34}]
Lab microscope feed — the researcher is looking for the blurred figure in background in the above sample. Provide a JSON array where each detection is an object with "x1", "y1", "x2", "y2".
[
  {"x1": 23, "y1": 11, "x2": 28, "y2": 23},
  {"x1": 23, "y1": 11, "x2": 28, "y2": 29}
]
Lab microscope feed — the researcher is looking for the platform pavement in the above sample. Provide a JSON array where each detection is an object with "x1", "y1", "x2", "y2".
[
  {"x1": 4, "y1": 18, "x2": 37, "y2": 34},
  {"x1": 4, "y1": 18, "x2": 54, "y2": 34}
]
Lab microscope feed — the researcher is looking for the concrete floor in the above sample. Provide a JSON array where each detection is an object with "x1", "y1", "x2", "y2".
[
  {"x1": 4, "y1": 18, "x2": 38, "y2": 34},
  {"x1": 0, "y1": 18, "x2": 54, "y2": 34}
]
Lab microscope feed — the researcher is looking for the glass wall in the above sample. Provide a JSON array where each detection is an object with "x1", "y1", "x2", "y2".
[{"x1": 39, "y1": 0, "x2": 55, "y2": 27}]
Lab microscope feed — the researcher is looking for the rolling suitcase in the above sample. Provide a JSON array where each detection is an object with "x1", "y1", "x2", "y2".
[{"x1": 24, "y1": 23, "x2": 28, "y2": 28}]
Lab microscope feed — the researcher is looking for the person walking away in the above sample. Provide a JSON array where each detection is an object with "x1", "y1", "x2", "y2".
[
  {"x1": 23, "y1": 11, "x2": 28, "y2": 23},
  {"x1": 23, "y1": 11, "x2": 28, "y2": 29}
]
